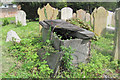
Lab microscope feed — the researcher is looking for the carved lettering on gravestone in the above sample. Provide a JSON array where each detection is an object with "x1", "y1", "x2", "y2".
[
  {"x1": 114, "y1": 8, "x2": 120, "y2": 61},
  {"x1": 15, "y1": 10, "x2": 27, "y2": 26},
  {"x1": 93, "y1": 7, "x2": 108, "y2": 36},
  {"x1": 37, "y1": 3, "x2": 58, "y2": 32},
  {"x1": 85, "y1": 13, "x2": 90, "y2": 22},
  {"x1": 61, "y1": 7, "x2": 73, "y2": 21},
  {"x1": 76, "y1": 9, "x2": 86, "y2": 21}
]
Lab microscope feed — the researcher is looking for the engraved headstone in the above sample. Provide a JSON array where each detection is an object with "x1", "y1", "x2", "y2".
[
  {"x1": 76, "y1": 9, "x2": 86, "y2": 21},
  {"x1": 15, "y1": 10, "x2": 27, "y2": 26},
  {"x1": 61, "y1": 7, "x2": 73, "y2": 21},
  {"x1": 37, "y1": 3, "x2": 58, "y2": 32},
  {"x1": 93, "y1": 7, "x2": 108, "y2": 36}
]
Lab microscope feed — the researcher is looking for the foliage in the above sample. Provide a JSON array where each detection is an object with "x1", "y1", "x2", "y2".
[
  {"x1": 61, "y1": 46, "x2": 74, "y2": 71},
  {"x1": 67, "y1": 18, "x2": 92, "y2": 31},
  {"x1": 2, "y1": 18, "x2": 9, "y2": 26},
  {"x1": 2, "y1": 37, "x2": 54, "y2": 78},
  {"x1": 16, "y1": 21, "x2": 22, "y2": 27}
]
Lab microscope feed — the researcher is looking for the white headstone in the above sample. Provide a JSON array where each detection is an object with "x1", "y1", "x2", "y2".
[
  {"x1": 61, "y1": 7, "x2": 73, "y2": 21},
  {"x1": 6, "y1": 30, "x2": 21, "y2": 43},
  {"x1": 15, "y1": 10, "x2": 27, "y2": 26},
  {"x1": 106, "y1": 11, "x2": 114, "y2": 27}
]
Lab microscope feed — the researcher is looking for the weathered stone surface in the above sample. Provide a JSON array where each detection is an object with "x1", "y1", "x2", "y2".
[
  {"x1": 40, "y1": 20, "x2": 94, "y2": 40},
  {"x1": 37, "y1": 3, "x2": 58, "y2": 32},
  {"x1": 53, "y1": 35, "x2": 90, "y2": 64},
  {"x1": 114, "y1": 8, "x2": 120, "y2": 61},
  {"x1": 86, "y1": 13, "x2": 90, "y2": 22},
  {"x1": 76, "y1": 9, "x2": 86, "y2": 21},
  {"x1": 93, "y1": 7, "x2": 108, "y2": 36},
  {"x1": 40, "y1": 20, "x2": 94, "y2": 65},
  {"x1": 61, "y1": 7, "x2": 73, "y2": 21},
  {"x1": 106, "y1": 11, "x2": 114, "y2": 27},
  {"x1": 72, "y1": 13, "x2": 76, "y2": 19},
  {"x1": 6, "y1": 30, "x2": 21, "y2": 43},
  {"x1": 15, "y1": 10, "x2": 27, "y2": 26}
]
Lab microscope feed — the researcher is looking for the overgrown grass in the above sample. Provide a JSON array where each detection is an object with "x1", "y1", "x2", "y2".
[
  {"x1": 1, "y1": 17, "x2": 119, "y2": 78},
  {"x1": 1, "y1": 20, "x2": 40, "y2": 77},
  {"x1": 0, "y1": 17, "x2": 15, "y2": 22}
]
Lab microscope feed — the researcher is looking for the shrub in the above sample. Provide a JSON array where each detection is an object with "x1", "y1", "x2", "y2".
[
  {"x1": 16, "y1": 21, "x2": 22, "y2": 27},
  {"x1": 2, "y1": 18, "x2": 9, "y2": 26}
]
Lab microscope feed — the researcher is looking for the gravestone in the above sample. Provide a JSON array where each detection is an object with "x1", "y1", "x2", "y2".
[
  {"x1": 91, "y1": 8, "x2": 97, "y2": 26},
  {"x1": 15, "y1": 10, "x2": 27, "y2": 26},
  {"x1": 111, "y1": 12, "x2": 115, "y2": 27},
  {"x1": 6, "y1": 30, "x2": 21, "y2": 43},
  {"x1": 76, "y1": 9, "x2": 86, "y2": 21},
  {"x1": 90, "y1": 14, "x2": 94, "y2": 26},
  {"x1": 114, "y1": 8, "x2": 120, "y2": 61},
  {"x1": 106, "y1": 11, "x2": 114, "y2": 27},
  {"x1": 86, "y1": 13, "x2": 90, "y2": 22},
  {"x1": 61, "y1": 7, "x2": 73, "y2": 21},
  {"x1": 37, "y1": 3, "x2": 58, "y2": 32},
  {"x1": 93, "y1": 7, "x2": 108, "y2": 36},
  {"x1": 72, "y1": 13, "x2": 76, "y2": 19},
  {"x1": 39, "y1": 20, "x2": 94, "y2": 64}
]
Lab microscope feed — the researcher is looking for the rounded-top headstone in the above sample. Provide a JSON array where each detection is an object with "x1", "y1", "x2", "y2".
[
  {"x1": 61, "y1": 7, "x2": 73, "y2": 21},
  {"x1": 93, "y1": 6, "x2": 108, "y2": 36},
  {"x1": 15, "y1": 10, "x2": 27, "y2": 26},
  {"x1": 76, "y1": 9, "x2": 86, "y2": 21}
]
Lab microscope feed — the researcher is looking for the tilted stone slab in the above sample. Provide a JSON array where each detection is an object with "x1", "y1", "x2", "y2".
[{"x1": 6, "y1": 30, "x2": 21, "y2": 43}]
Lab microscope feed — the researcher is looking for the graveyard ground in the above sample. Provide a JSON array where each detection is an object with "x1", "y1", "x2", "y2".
[{"x1": 0, "y1": 17, "x2": 120, "y2": 78}]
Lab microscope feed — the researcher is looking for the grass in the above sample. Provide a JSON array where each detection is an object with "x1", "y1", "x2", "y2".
[
  {"x1": 1, "y1": 18, "x2": 39, "y2": 76},
  {"x1": 0, "y1": 17, "x2": 119, "y2": 78},
  {"x1": 0, "y1": 17, "x2": 15, "y2": 22}
]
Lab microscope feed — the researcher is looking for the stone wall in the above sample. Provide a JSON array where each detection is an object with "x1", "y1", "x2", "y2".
[{"x1": 0, "y1": 8, "x2": 17, "y2": 18}]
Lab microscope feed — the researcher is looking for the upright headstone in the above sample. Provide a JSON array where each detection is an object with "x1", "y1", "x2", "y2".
[
  {"x1": 61, "y1": 7, "x2": 73, "y2": 21},
  {"x1": 114, "y1": 8, "x2": 120, "y2": 61},
  {"x1": 85, "y1": 13, "x2": 90, "y2": 22},
  {"x1": 72, "y1": 13, "x2": 76, "y2": 19},
  {"x1": 93, "y1": 7, "x2": 108, "y2": 36},
  {"x1": 91, "y1": 8, "x2": 97, "y2": 27},
  {"x1": 106, "y1": 11, "x2": 114, "y2": 27},
  {"x1": 111, "y1": 12, "x2": 115, "y2": 27},
  {"x1": 76, "y1": 9, "x2": 86, "y2": 21},
  {"x1": 90, "y1": 14, "x2": 94, "y2": 26},
  {"x1": 15, "y1": 10, "x2": 27, "y2": 26},
  {"x1": 37, "y1": 3, "x2": 58, "y2": 32}
]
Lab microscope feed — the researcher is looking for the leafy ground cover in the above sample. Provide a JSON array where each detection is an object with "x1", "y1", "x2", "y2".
[{"x1": 0, "y1": 17, "x2": 119, "y2": 78}]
